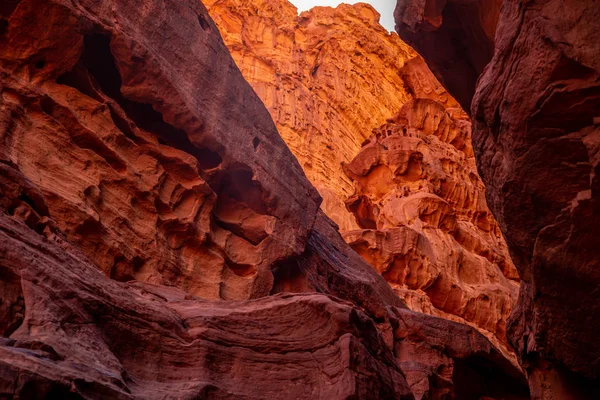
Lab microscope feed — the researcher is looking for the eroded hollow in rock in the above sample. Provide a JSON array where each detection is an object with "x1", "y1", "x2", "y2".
[
  {"x1": 452, "y1": 357, "x2": 530, "y2": 400},
  {"x1": 212, "y1": 167, "x2": 274, "y2": 246},
  {"x1": 57, "y1": 33, "x2": 223, "y2": 171}
]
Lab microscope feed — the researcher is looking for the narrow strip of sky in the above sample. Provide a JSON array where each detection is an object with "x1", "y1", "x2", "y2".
[{"x1": 290, "y1": 1, "x2": 395, "y2": 32}]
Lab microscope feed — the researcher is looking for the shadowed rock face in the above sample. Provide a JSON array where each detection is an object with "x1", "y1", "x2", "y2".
[
  {"x1": 396, "y1": 0, "x2": 600, "y2": 397},
  {"x1": 0, "y1": 0, "x2": 532, "y2": 398},
  {"x1": 394, "y1": 0, "x2": 502, "y2": 112}
]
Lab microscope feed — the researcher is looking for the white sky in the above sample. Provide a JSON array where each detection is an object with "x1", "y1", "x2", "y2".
[{"x1": 290, "y1": 1, "x2": 395, "y2": 32}]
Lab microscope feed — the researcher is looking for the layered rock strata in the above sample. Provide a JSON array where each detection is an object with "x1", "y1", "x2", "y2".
[
  {"x1": 0, "y1": 0, "x2": 531, "y2": 398},
  {"x1": 396, "y1": 0, "x2": 600, "y2": 397}
]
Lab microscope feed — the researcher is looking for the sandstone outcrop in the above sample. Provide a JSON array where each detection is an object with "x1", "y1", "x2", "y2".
[
  {"x1": 206, "y1": 0, "x2": 520, "y2": 359},
  {"x1": 0, "y1": 0, "x2": 323, "y2": 301},
  {"x1": 0, "y1": 0, "x2": 532, "y2": 398},
  {"x1": 205, "y1": 0, "x2": 418, "y2": 230},
  {"x1": 396, "y1": 0, "x2": 600, "y2": 397},
  {"x1": 343, "y1": 98, "x2": 519, "y2": 357}
]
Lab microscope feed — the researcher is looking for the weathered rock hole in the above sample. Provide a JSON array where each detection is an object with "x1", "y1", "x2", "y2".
[
  {"x1": 110, "y1": 255, "x2": 136, "y2": 282},
  {"x1": 19, "y1": 380, "x2": 80, "y2": 400},
  {"x1": 215, "y1": 168, "x2": 269, "y2": 215},
  {"x1": 403, "y1": 153, "x2": 423, "y2": 181},
  {"x1": 452, "y1": 357, "x2": 529, "y2": 399},
  {"x1": 197, "y1": 14, "x2": 211, "y2": 32},
  {"x1": 0, "y1": 266, "x2": 25, "y2": 337},
  {"x1": 34, "y1": 59, "x2": 45, "y2": 69},
  {"x1": 346, "y1": 195, "x2": 377, "y2": 229},
  {"x1": 226, "y1": 261, "x2": 256, "y2": 277},
  {"x1": 70, "y1": 33, "x2": 223, "y2": 169},
  {"x1": 132, "y1": 256, "x2": 145, "y2": 271},
  {"x1": 271, "y1": 256, "x2": 312, "y2": 294},
  {"x1": 212, "y1": 167, "x2": 275, "y2": 245},
  {"x1": 17, "y1": 191, "x2": 49, "y2": 218},
  {"x1": 74, "y1": 218, "x2": 105, "y2": 237},
  {"x1": 39, "y1": 96, "x2": 54, "y2": 116},
  {"x1": 253, "y1": 137, "x2": 260, "y2": 150},
  {"x1": 57, "y1": 60, "x2": 104, "y2": 103}
]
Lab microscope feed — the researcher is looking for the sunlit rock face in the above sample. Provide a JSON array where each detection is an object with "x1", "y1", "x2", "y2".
[
  {"x1": 207, "y1": 0, "x2": 519, "y2": 359},
  {"x1": 343, "y1": 98, "x2": 519, "y2": 357},
  {"x1": 396, "y1": 0, "x2": 600, "y2": 397},
  {"x1": 205, "y1": 0, "x2": 418, "y2": 231}
]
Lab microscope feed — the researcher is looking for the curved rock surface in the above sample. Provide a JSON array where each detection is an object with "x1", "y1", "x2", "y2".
[
  {"x1": 396, "y1": 0, "x2": 600, "y2": 397},
  {"x1": 0, "y1": 0, "x2": 322, "y2": 301},
  {"x1": 206, "y1": 0, "x2": 520, "y2": 360},
  {"x1": 0, "y1": 0, "x2": 532, "y2": 398},
  {"x1": 343, "y1": 98, "x2": 519, "y2": 358}
]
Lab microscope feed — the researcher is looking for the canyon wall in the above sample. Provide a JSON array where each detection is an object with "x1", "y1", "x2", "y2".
[
  {"x1": 0, "y1": 0, "x2": 531, "y2": 398},
  {"x1": 206, "y1": 0, "x2": 519, "y2": 359},
  {"x1": 205, "y1": 0, "x2": 417, "y2": 231},
  {"x1": 396, "y1": 0, "x2": 600, "y2": 397}
]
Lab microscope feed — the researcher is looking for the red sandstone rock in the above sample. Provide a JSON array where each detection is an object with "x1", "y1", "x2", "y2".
[
  {"x1": 0, "y1": 211, "x2": 413, "y2": 398},
  {"x1": 473, "y1": 1, "x2": 600, "y2": 396},
  {"x1": 396, "y1": 0, "x2": 600, "y2": 396},
  {"x1": 0, "y1": 0, "x2": 532, "y2": 398},
  {"x1": 0, "y1": 155, "x2": 529, "y2": 398},
  {"x1": 207, "y1": 0, "x2": 521, "y2": 367},
  {"x1": 343, "y1": 98, "x2": 519, "y2": 359},
  {"x1": 205, "y1": 0, "x2": 419, "y2": 231},
  {"x1": 0, "y1": 0, "x2": 321, "y2": 301}
]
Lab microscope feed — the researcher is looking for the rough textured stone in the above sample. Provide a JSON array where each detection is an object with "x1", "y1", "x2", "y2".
[
  {"x1": 473, "y1": 1, "x2": 600, "y2": 396},
  {"x1": 0, "y1": 158, "x2": 529, "y2": 399},
  {"x1": 0, "y1": 0, "x2": 322, "y2": 301},
  {"x1": 396, "y1": 0, "x2": 600, "y2": 396},
  {"x1": 205, "y1": 0, "x2": 418, "y2": 230},
  {"x1": 0, "y1": 0, "x2": 532, "y2": 398},
  {"x1": 343, "y1": 98, "x2": 519, "y2": 360},
  {"x1": 0, "y1": 211, "x2": 413, "y2": 399},
  {"x1": 206, "y1": 0, "x2": 520, "y2": 363}
]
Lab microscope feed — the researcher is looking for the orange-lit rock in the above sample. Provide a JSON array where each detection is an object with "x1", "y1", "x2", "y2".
[
  {"x1": 343, "y1": 98, "x2": 519, "y2": 355},
  {"x1": 205, "y1": 0, "x2": 418, "y2": 230},
  {"x1": 0, "y1": 0, "x2": 322, "y2": 301},
  {"x1": 207, "y1": 0, "x2": 520, "y2": 365}
]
